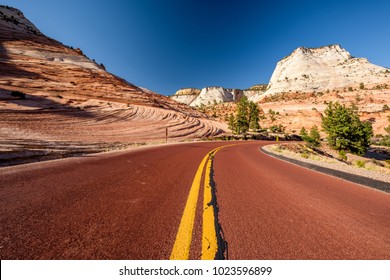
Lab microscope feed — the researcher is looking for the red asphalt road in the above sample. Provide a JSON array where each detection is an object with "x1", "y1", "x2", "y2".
[{"x1": 0, "y1": 141, "x2": 389, "y2": 259}]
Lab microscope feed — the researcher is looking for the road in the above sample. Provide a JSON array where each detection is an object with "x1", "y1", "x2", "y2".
[{"x1": 0, "y1": 141, "x2": 389, "y2": 259}]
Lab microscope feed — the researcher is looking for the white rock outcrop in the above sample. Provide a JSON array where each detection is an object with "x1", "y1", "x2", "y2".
[
  {"x1": 255, "y1": 45, "x2": 390, "y2": 100},
  {"x1": 170, "y1": 88, "x2": 200, "y2": 105},
  {"x1": 171, "y1": 86, "x2": 266, "y2": 106},
  {"x1": 189, "y1": 87, "x2": 233, "y2": 107}
]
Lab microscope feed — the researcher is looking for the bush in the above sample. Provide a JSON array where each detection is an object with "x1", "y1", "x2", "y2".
[
  {"x1": 373, "y1": 135, "x2": 390, "y2": 147},
  {"x1": 300, "y1": 125, "x2": 321, "y2": 148},
  {"x1": 322, "y1": 102, "x2": 373, "y2": 155},
  {"x1": 301, "y1": 152, "x2": 309, "y2": 159},
  {"x1": 338, "y1": 150, "x2": 347, "y2": 161},
  {"x1": 355, "y1": 160, "x2": 365, "y2": 168},
  {"x1": 270, "y1": 124, "x2": 285, "y2": 133}
]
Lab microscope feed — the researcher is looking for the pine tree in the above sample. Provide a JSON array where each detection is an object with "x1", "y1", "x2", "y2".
[
  {"x1": 249, "y1": 101, "x2": 260, "y2": 130},
  {"x1": 308, "y1": 125, "x2": 321, "y2": 148},
  {"x1": 322, "y1": 102, "x2": 373, "y2": 155},
  {"x1": 236, "y1": 96, "x2": 249, "y2": 134},
  {"x1": 228, "y1": 113, "x2": 236, "y2": 134},
  {"x1": 299, "y1": 127, "x2": 308, "y2": 138},
  {"x1": 300, "y1": 126, "x2": 321, "y2": 148}
]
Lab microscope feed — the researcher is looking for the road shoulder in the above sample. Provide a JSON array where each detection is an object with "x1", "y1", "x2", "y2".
[{"x1": 261, "y1": 144, "x2": 390, "y2": 193}]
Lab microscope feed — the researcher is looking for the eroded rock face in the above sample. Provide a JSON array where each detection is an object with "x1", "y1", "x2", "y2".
[
  {"x1": 260, "y1": 45, "x2": 390, "y2": 98},
  {"x1": 170, "y1": 86, "x2": 265, "y2": 107},
  {"x1": 170, "y1": 88, "x2": 200, "y2": 105},
  {"x1": 0, "y1": 5, "x2": 225, "y2": 155},
  {"x1": 190, "y1": 87, "x2": 236, "y2": 107}
]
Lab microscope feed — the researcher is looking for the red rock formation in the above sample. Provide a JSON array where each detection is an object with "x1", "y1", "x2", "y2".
[{"x1": 0, "y1": 5, "x2": 224, "y2": 162}]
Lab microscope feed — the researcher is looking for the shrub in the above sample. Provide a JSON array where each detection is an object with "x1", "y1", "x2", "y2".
[
  {"x1": 300, "y1": 126, "x2": 321, "y2": 148},
  {"x1": 301, "y1": 152, "x2": 309, "y2": 159},
  {"x1": 338, "y1": 150, "x2": 347, "y2": 161},
  {"x1": 270, "y1": 124, "x2": 285, "y2": 133},
  {"x1": 355, "y1": 160, "x2": 365, "y2": 168},
  {"x1": 385, "y1": 116, "x2": 390, "y2": 135}
]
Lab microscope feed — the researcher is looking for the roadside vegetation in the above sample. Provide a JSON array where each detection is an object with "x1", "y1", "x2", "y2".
[
  {"x1": 299, "y1": 125, "x2": 321, "y2": 149},
  {"x1": 321, "y1": 102, "x2": 373, "y2": 155},
  {"x1": 372, "y1": 116, "x2": 390, "y2": 147},
  {"x1": 227, "y1": 96, "x2": 260, "y2": 134}
]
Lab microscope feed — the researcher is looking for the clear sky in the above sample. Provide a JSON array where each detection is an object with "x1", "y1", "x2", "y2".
[{"x1": 3, "y1": 0, "x2": 390, "y2": 95}]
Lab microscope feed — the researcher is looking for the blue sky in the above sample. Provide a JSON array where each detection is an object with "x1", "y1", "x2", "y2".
[{"x1": 3, "y1": 0, "x2": 390, "y2": 95}]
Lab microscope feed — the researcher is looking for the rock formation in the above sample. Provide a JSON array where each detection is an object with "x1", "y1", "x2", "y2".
[
  {"x1": 190, "y1": 87, "x2": 239, "y2": 107},
  {"x1": 0, "y1": 5, "x2": 225, "y2": 164},
  {"x1": 169, "y1": 45, "x2": 390, "y2": 136},
  {"x1": 250, "y1": 45, "x2": 390, "y2": 134},
  {"x1": 170, "y1": 88, "x2": 200, "y2": 105},
  {"x1": 255, "y1": 44, "x2": 390, "y2": 99},
  {"x1": 170, "y1": 85, "x2": 267, "y2": 107}
]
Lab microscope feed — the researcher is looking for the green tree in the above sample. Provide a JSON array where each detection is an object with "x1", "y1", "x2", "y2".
[
  {"x1": 228, "y1": 98, "x2": 261, "y2": 134},
  {"x1": 249, "y1": 101, "x2": 260, "y2": 130},
  {"x1": 236, "y1": 96, "x2": 250, "y2": 134},
  {"x1": 300, "y1": 127, "x2": 308, "y2": 138},
  {"x1": 228, "y1": 113, "x2": 237, "y2": 133},
  {"x1": 322, "y1": 102, "x2": 373, "y2": 155},
  {"x1": 308, "y1": 125, "x2": 321, "y2": 148},
  {"x1": 385, "y1": 116, "x2": 390, "y2": 134},
  {"x1": 300, "y1": 126, "x2": 321, "y2": 148}
]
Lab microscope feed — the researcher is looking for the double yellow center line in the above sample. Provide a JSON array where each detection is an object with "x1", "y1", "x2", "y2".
[{"x1": 170, "y1": 145, "x2": 232, "y2": 260}]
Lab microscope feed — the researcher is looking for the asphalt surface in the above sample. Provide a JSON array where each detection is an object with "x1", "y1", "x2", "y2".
[{"x1": 0, "y1": 141, "x2": 389, "y2": 259}]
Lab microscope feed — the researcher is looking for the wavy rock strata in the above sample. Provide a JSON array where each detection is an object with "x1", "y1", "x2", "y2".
[{"x1": 0, "y1": 5, "x2": 224, "y2": 164}]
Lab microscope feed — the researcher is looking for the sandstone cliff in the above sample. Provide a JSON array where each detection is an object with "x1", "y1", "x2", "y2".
[
  {"x1": 190, "y1": 87, "x2": 241, "y2": 107},
  {"x1": 170, "y1": 85, "x2": 266, "y2": 107},
  {"x1": 259, "y1": 44, "x2": 390, "y2": 98},
  {"x1": 170, "y1": 88, "x2": 200, "y2": 105}
]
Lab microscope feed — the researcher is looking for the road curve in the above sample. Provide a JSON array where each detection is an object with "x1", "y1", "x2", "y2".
[{"x1": 0, "y1": 141, "x2": 389, "y2": 259}]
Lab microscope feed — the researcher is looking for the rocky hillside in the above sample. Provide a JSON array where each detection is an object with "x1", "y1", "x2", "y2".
[
  {"x1": 171, "y1": 45, "x2": 390, "y2": 136},
  {"x1": 0, "y1": 5, "x2": 224, "y2": 164},
  {"x1": 249, "y1": 45, "x2": 390, "y2": 135},
  {"x1": 170, "y1": 88, "x2": 201, "y2": 105}
]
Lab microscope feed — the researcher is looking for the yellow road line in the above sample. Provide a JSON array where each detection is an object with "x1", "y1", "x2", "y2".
[
  {"x1": 201, "y1": 148, "x2": 220, "y2": 260},
  {"x1": 169, "y1": 152, "x2": 210, "y2": 260},
  {"x1": 170, "y1": 144, "x2": 236, "y2": 260}
]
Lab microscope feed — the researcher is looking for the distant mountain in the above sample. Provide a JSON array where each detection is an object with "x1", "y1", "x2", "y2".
[{"x1": 0, "y1": 5, "x2": 224, "y2": 158}]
